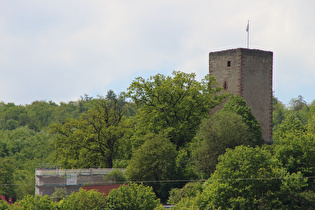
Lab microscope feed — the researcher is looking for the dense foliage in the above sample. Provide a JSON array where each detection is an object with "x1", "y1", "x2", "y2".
[
  {"x1": 0, "y1": 72, "x2": 314, "y2": 208},
  {"x1": 104, "y1": 183, "x2": 163, "y2": 209},
  {"x1": 50, "y1": 93, "x2": 131, "y2": 168},
  {"x1": 126, "y1": 133, "x2": 178, "y2": 202},
  {"x1": 191, "y1": 110, "x2": 255, "y2": 177},
  {"x1": 126, "y1": 71, "x2": 224, "y2": 148}
]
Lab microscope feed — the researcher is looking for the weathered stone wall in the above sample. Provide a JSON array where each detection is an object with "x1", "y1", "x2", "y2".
[
  {"x1": 209, "y1": 48, "x2": 273, "y2": 144},
  {"x1": 240, "y1": 49, "x2": 273, "y2": 143},
  {"x1": 209, "y1": 49, "x2": 242, "y2": 95}
]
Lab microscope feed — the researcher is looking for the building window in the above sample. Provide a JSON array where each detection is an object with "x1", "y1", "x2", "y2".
[
  {"x1": 223, "y1": 81, "x2": 227, "y2": 90},
  {"x1": 227, "y1": 61, "x2": 231, "y2": 67}
]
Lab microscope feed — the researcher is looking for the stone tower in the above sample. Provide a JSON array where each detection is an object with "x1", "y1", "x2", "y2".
[{"x1": 209, "y1": 48, "x2": 273, "y2": 144}]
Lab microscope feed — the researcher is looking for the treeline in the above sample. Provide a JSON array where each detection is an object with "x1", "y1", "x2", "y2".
[{"x1": 0, "y1": 71, "x2": 314, "y2": 208}]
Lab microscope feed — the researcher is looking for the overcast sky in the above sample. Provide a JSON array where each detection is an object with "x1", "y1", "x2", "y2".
[{"x1": 1, "y1": 0, "x2": 314, "y2": 105}]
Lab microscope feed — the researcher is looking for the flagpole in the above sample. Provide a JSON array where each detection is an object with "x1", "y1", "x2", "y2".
[{"x1": 246, "y1": 20, "x2": 249, "y2": 48}]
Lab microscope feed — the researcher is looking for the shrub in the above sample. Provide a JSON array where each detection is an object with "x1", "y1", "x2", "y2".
[{"x1": 105, "y1": 183, "x2": 162, "y2": 209}]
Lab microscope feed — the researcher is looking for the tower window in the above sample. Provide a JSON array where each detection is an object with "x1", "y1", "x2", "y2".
[
  {"x1": 227, "y1": 61, "x2": 231, "y2": 67},
  {"x1": 223, "y1": 81, "x2": 227, "y2": 90}
]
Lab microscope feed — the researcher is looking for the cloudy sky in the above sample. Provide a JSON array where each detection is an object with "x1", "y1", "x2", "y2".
[{"x1": 1, "y1": 0, "x2": 314, "y2": 105}]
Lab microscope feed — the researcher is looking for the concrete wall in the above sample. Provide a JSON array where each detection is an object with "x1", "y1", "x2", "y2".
[{"x1": 209, "y1": 48, "x2": 273, "y2": 143}]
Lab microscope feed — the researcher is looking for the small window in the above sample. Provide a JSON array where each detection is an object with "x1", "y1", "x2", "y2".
[
  {"x1": 227, "y1": 61, "x2": 231, "y2": 67},
  {"x1": 223, "y1": 81, "x2": 227, "y2": 90}
]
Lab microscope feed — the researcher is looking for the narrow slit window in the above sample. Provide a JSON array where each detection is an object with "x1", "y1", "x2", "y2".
[
  {"x1": 223, "y1": 81, "x2": 227, "y2": 90},
  {"x1": 227, "y1": 61, "x2": 231, "y2": 67}
]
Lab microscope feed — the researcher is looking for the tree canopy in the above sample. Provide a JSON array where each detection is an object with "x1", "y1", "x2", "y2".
[
  {"x1": 126, "y1": 133, "x2": 178, "y2": 202},
  {"x1": 51, "y1": 92, "x2": 130, "y2": 168},
  {"x1": 0, "y1": 69, "x2": 314, "y2": 206},
  {"x1": 191, "y1": 111, "x2": 255, "y2": 177},
  {"x1": 221, "y1": 94, "x2": 263, "y2": 144},
  {"x1": 177, "y1": 146, "x2": 313, "y2": 209},
  {"x1": 126, "y1": 71, "x2": 224, "y2": 148}
]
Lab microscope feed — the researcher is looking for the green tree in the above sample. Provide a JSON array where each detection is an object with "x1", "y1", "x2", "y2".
[
  {"x1": 104, "y1": 169, "x2": 127, "y2": 184},
  {"x1": 190, "y1": 146, "x2": 311, "y2": 209},
  {"x1": 287, "y1": 95, "x2": 310, "y2": 125},
  {"x1": 221, "y1": 94, "x2": 263, "y2": 144},
  {"x1": 51, "y1": 187, "x2": 67, "y2": 202},
  {"x1": 0, "y1": 103, "x2": 28, "y2": 130},
  {"x1": 51, "y1": 93, "x2": 130, "y2": 168},
  {"x1": 126, "y1": 133, "x2": 177, "y2": 202},
  {"x1": 0, "y1": 158, "x2": 15, "y2": 198},
  {"x1": 272, "y1": 133, "x2": 315, "y2": 190},
  {"x1": 289, "y1": 95, "x2": 307, "y2": 112},
  {"x1": 105, "y1": 183, "x2": 162, "y2": 210},
  {"x1": 17, "y1": 195, "x2": 57, "y2": 209},
  {"x1": 168, "y1": 181, "x2": 203, "y2": 205},
  {"x1": 191, "y1": 111, "x2": 255, "y2": 177},
  {"x1": 273, "y1": 114, "x2": 306, "y2": 141},
  {"x1": 273, "y1": 95, "x2": 287, "y2": 128},
  {"x1": 0, "y1": 127, "x2": 55, "y2": 199},
  {"x1": 126, "y1": 71, "x2": 224, "y2": 148},
  {"x1": 307, "y1": 104, "x2": 315, "y2": 133},
  {"x1": 25, "y1": 101, "x2": 57, "y2": 131},
  {"x1": 58, "y1": 189, "x2": 106, "y2": 210},
  {"x1": 0, "y1": 200, "x2": 9, "y2": 209}
]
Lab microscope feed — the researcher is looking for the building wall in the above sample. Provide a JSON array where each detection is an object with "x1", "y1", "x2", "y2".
[
  {"x1": 209, "y1": 49, "x2": 242, "y2": 95},
  {"x1": 209, "y1": 48, "x2": 273, "y2": 143},
  {"x1": 240, "y1": 49, "x2": 273, "y2": 143},
  {"x1": 35, "y1": 168, "x2": 125, "y2": 196}
]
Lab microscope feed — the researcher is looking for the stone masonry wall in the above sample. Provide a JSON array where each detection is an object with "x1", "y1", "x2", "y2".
[
  {"x1": 209, "y1": 49, "x2": 242, "y2": 95},
  {"x1": 240, "y1": 49, "x2": 273, "y2": 143},
  {"x1": 209, "y1": 48, "x2": 273, "y2": 144}
]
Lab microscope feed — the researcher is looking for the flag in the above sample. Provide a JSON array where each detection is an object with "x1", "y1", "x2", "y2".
[{"x1": 246, "y1": 21, "x2": 249, "y2": 32}]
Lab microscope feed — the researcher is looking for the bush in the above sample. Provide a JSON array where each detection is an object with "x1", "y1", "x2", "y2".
[
  {"x1": 168, "y1": 181, "x2": 203, "y2": 205},
  {"x1": 0, "y1": 200, "x2": 9, "y2": 210},
  {"x1": 104, "y1": 169, "x2": 127, "y2": 183},
  {"x1": 17, "y1": 195, "x2": 57, "y2": 209},
  {"x1": 51, "y1": 187, "x2": 67, "y2": 202},
  {"x1": 58, "y1": 189, "x2": 106, "y2": 210},
  {"x1": 105, "y1": 183, "x2": 162, "y2": 209}
]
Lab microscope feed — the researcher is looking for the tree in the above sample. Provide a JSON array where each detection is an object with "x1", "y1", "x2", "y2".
[
  {"x1": 272, "y1": 133, "x2": 315, "y2": 190},
  {"x1": 307, "y1": 104, "x2": 315, "y2": 133},
  {"x1": 51, "y1": 92, "x2": 130, "y2": 168},
  {"x1": 105, "y1": 183, "x2": 162, "y2": 209},
  {"x1": 288, "y1": 95, "x2": 310, "y2": 125},
  {"x1": 51, "y1": 187, "x2": 67, "y2": 202},
  {"x1": 0, "y1": 200, "x2": 9, "y2": 209},
  {"x1": 168, "y1": 181, "x2": 203, "y2": 205},
  {"x1": 58, "y1": 189, "x2": 106, "y2": 210},
  {"x1": 17, "y1": 195, "x2": 57, "y2": 209},
  {"x1": 221, "y1": 94, "x2": 263, "y2": 144},
  {"x1": 191, "y1": 111, "x2": 256, "y2": 177},
  {"x1": 126, "y1": 71, "x2": 224, "y2": 148},
  {"x1": 189, "y1": 146, "x2": 312, "y2": 209},
  {"x1": 25, "y1": 100, "x2": 57, "y2": 131},
  {"x1": 126, "y1": 133, "x2": 177, "y2": 202},
  {"x1": 0, "y1": 158, "x2": 15, "y2": 198},
  {"x1": 104, "y1": 169, "x2": 127, "y2": 184},
  {"x1": 273, "y1": 95, "x2": 287, "y2": 128},
  {"x1": 0, "y1": 127, "x2": 56, "y2": 200},
  {"x1": 273, "y1": 114, "x2": 306, "y2": 141},
  {"x1": 289, "y1": 95, "x2": 307, "y2": 111}
]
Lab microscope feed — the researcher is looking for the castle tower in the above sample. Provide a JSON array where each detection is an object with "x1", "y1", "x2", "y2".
[{"x1": 209, "y1": 48, "x2": 273, "y2": 144}]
